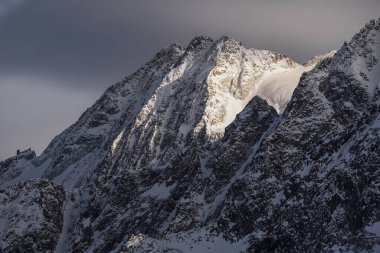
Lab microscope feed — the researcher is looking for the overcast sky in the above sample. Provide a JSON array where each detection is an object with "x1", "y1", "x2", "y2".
[{"x1": 0, "y1": 0, "x2": 379, "y2": 159}]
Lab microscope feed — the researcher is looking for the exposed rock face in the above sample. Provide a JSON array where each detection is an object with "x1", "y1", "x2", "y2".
[
  {"x1": 216, "y1": 18, "x2": 380, "y2": 252},
  {"x1": 0, "y1": 179, "x2": 65, "y2": 253},
  {"x1": 0, "y1": 18, "x2": 379, "y2": 253}
]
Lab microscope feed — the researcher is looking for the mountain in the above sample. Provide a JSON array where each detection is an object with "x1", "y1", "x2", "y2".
[{"x1": 0, "y1": 18, "x2": 379, "y2": 253}]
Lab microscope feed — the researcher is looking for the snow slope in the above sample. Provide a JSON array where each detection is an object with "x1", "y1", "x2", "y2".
[{"x1": 256, "y1": 66, "x2": 312, "y2": 113}]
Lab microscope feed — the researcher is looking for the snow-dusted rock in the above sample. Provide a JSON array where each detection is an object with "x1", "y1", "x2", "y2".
[
  {"x1": 216, "y1": 18, "x2": 380, "y2": 252},
  {"x1": 0, "y1": 179, "x2": 65, "y2": 253},
  {"x1": 0, "y1": 18, "x2": 379, "y2": 253},
  {"x1": 0, "y1": 148, "x2": 36, "y2": 186}
]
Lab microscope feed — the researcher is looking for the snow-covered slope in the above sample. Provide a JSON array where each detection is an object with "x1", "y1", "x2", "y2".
[
  {"x1": 0, "y1": 148, "x2": 35, "y2": 186},
  {"x1": 0, "y1": 18, "x2": 379, "y2": 253},
  {"x1": 0, "y1": 179, "x2": 65, "y2": 253},
  {"x1": 256, "y1": 66, "x2": 311, "y2": 113}
]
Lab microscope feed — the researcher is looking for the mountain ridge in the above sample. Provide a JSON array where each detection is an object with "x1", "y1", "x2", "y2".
[{"x1": 0, "y1": 18, "x2": 379, "y2": 253}]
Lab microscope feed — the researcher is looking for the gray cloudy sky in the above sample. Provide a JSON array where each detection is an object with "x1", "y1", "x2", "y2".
[{"x1": 0, "y1": 0, "x2": 379, "y2": 159}]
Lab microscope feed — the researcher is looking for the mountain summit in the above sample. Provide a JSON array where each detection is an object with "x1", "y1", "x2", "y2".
[{"x1": 1, "y1": 18, "x2": 380, "y2": 253}]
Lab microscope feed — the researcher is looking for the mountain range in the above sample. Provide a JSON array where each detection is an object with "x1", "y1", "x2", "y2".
[{"x1": 0, "y1": 18, "x2": 380, "y2": 253}]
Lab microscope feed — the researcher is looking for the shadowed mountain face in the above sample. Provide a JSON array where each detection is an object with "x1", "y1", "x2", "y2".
[{"x1": 0, "y1": 18, "x2": 379, "y2": 253}]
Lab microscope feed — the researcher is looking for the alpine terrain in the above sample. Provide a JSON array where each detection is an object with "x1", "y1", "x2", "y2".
[{"x1": 1, "y1": 18, "x2": 380, "y2": 253}]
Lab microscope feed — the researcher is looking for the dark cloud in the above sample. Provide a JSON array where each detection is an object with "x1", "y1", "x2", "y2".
[{"x1": 0, "y1": 0, "x2": 379, "y2": 159}]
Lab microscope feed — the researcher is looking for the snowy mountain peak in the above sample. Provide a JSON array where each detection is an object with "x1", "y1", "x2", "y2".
[
  {"x1": 304, "y1": 50, "x2": 337, "y2": 67},
  {"x1": 188, "y1": 35, "x2": 213, "y2": 46},
  {"x1": 330, "y1": 18, "x2": 380, "y2": 97},
  {"x1": 2, "y1": 18, "x2": 380, "y2": 253},
  {"x1": 184, "y1": 35, "x2": 213, "y2": 54}
]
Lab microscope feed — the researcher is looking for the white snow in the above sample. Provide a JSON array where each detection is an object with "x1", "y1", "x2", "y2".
[
  {"x1": 366, "y1": 221, "x2": 380, "y2": 236},
  {"x1": 365, "y1": 222, "x2": 380, "y2": 253},
  {"x1": 256, "y1": 66, "x2": 312, "y2": 113},
  {"x1": 208, "y1": 92, "x2": 249, "y2": 132},
  {"x1": 203, "y1": 41, "x2": 329, "y2": 136},
  {"x1": 52, "y1": 152, "x2": 98, "y2": 188},
  {"x1": 179, "y1": 124, "x2": 192, "y2": 136},
  {"x1": 271, "y1": 189, "x2": 285, "y2": 205},
  {"x1": 0, "y1": 158, "x2": 51, "y2": 188},
  {"x1": 55, "y1": 192, "x2": 77, "y2": 253},
  {"x1": 125, "y1": 234, "x2": 145, "y2": 249},
  {"x1": 0, "y1": 217, "x2": 9, "y2": 239},
  {"x1": 111, "y1": 129, "x2": 124, "y2": 154},
  {"x1": 299, "y1": 163, "x2": 313, "y2": 177},
  {"x1": 142, "y1": 182, "x2": 176, "y2": 199}
]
